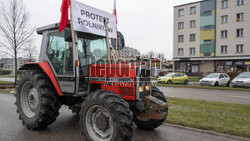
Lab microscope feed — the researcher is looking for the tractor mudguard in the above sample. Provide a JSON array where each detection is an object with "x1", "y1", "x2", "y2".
[{"x1": 19, "y1": 62, "x2": 62, "y2": 96}]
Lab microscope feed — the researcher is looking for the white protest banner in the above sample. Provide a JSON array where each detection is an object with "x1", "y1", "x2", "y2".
[{"x1": 71, "y1": 0, "x2": 117, "y2": 39}]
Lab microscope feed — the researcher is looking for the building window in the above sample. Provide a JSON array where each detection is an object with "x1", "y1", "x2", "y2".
[
  {"x1": 221, "y1": 46, "x2": 227, "y2": 53},
  {"x1": 178, "y1": 22, "x2": 184, "y2": 30},
  {"x1": 190, "y1": 20, "x2": 196, "y2": 28},
  {"x1": 236, "y1": 44, "x2": 244, "y2": 53},
  {"x1": 221, "y1": 0, "x2": 228, "y2": 9},
  {"x1": 178, "y1": 9, "x2": 184, "y2": 17},
  {"x1": 178, "y1": 48, "x2": 184, "y2": 56},
  {"x1": 178, "y1": 35, "x2": 184, "y2": 42},
  {"x1": 204, "y1": 40, "x2": 212, "y2": 44},
  {"x1": 237, "y1": 13, "x2": 244, "y2": 22},
  {"x1": 204, "y1": 10, "x2": 212, "y2": 16},
  {"x1": 189, "y1": 48, "x2": 195, "y2": 55},
  {"x1": 190, "y1": 34, "x2": 196, "y2": 41},
  {"x1": 221, "y1": 15, "x2": 228, "y2": 24},
  {"x1": 237, "y1": 29, "x2": 244, "y2": 37},
  {"x1": 221, "y1": 30, "x2": 228, "y2": 38},
  {"x1": 237, "y1": 0, "x2": 244, "y2": 6},
  {"x1": 204, "y1": 25, "x2": 213, "y2": 30},
  {"x1": 190, "y1": 7, "x2": 196, "y2": 15}
]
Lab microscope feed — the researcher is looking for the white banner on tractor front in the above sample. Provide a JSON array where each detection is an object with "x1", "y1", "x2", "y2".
[{"x1": 71, "y1": 0, "x2": 117, "y2": 39}]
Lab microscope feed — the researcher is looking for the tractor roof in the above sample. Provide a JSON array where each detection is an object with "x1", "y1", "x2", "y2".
[{"x1": 36, "y1": 22, "x2": 70, "y2": 35}]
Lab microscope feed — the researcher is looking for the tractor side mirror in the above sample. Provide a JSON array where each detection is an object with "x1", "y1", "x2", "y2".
[
  {"x1": 111, "y1": 31, "x2": 125, "y2": 50},
  {"x1": 64, "y1": 28, "x2": 72, "y2": 42}
]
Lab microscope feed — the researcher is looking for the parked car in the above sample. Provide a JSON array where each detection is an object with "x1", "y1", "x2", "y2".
[
  {"x1": 199, "y1": 73, "x2": 230, "y2": 86},
  {"x1": 231, "y1": 72, "x2": 250, "y2": 88},
  {"x1": 157, "y1": 73, "x2": 189, "y2": 84}
]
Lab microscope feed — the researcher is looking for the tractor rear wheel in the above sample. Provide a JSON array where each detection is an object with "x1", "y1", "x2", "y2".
[
  {"x1": 16, "y1": 70, "x2": 61, "y2": 129},
  {"x1": 134, "y1": 86, "x2": 168, "y2": 130},
  {"x1": 79, "y1": 90, "x2": 134, "y2": 141}
]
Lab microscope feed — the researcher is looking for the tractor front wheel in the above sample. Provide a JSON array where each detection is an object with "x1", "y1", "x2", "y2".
[
  {"x1": 16, "y1": 70, "x2": 61, "y2": 129},
  {"x1": 134, "y1": 86, "x2": 168, "y2": 130},
  {"x1": 79, "y1": 90, "x2": 134, "y2": 141}
]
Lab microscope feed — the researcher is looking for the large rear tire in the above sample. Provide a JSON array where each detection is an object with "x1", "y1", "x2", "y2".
[
  {"x1": 79, "y1": 90, "x2": 134, "y2": 141},
  {"x1": 16, "y1": 70, "x2": 61, "y2": 129},
  {"x1": 134, "y1": 86, "x2": 168, "y2": 130}
]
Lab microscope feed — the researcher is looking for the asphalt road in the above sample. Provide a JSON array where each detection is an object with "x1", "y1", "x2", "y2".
[
  {"x1": 159, "y1": 87, "x2": 250, "y2": 105},
  {"x1": 0, "y1": 93, "x2": 248, "y2": 141}
]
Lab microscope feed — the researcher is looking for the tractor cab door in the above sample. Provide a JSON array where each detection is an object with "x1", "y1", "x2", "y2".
[
  {"x1": 76, "y1": 33, "x2": 108, "y2": 93},
  {"x1": 46, "y1": 31, "x2": 75, "y2": 94},
  {"x1": 77, "y1": 38, "x2": 92, "y2": 92}
]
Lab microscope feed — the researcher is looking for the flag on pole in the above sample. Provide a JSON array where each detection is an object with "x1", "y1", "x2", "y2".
[
  {"x1": 59, "y1": 0, "x2": 70, "y2": 32},
  {"x1": 113, "y1": 0, "x2": 117, "y2": 24}
]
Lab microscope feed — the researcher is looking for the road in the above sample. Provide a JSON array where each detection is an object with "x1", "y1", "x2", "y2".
[
  {"x1": 159, "y1": 87, "x2": 250, "y2": 105},
  {"x1": 1, "y1": 93, "x2": 248, "y2": 141}
]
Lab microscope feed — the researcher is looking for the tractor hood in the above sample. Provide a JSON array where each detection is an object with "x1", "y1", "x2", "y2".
[{"x1": 89, "y1": 64, "x2": 137, "y2": 79}]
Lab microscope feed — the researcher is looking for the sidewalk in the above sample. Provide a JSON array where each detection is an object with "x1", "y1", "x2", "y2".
[{"x1": 0, "y1": 77, "x2": 15, "y2": 82}]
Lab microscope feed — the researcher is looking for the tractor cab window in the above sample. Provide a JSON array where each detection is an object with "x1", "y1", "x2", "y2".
[
  {"x1": 46, "y1": 31, "x2": 73, "y2": 76},
  {"x1": 77, "y1": 36, "x2": 107, "y2": 63},
  {"x1": 77, "y1": 34, "x2": 107, "y2": 72}
]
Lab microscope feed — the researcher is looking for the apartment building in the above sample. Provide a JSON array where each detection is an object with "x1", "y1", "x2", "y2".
[{"x1": 173, "y1": 0, "x2": 250, "y2": 76}]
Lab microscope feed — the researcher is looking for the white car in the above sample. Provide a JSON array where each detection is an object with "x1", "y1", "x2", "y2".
[
  {"x1": 199, "y1": 73, "x2": 230, "y2": 86},
  {"x1": 232, "y1": 72, "x2": 250, "y2": 88}
]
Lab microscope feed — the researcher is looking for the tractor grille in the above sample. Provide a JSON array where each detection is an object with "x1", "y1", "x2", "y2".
[{"x1": 119, "y1": 87, "x2": 133, "y2": 97}]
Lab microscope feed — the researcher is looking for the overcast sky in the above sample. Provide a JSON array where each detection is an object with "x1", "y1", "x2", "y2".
[{"x1": 20, "y1": 0, "x2": 199, "y2": 60}]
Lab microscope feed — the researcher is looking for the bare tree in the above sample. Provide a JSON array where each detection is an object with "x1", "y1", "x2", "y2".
[
  {"x1": 23, "y1": 43, "x2": 37, "y2": 62},
  {"x1": 147, "y1": 51, "x2": 155, "y2": 59},
  {"x1": 157, "y1": 53, "x2": 165, "y2": 61},
  {"x1": 0, "y1": 0, "x2": 35, "y2": 84}
]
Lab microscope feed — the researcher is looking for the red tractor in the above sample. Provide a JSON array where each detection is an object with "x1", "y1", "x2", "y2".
[{"x1": 16, "y1": 23, "x2": 168, "y2": 141}]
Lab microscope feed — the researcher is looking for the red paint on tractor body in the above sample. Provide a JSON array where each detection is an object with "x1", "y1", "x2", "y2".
[
  {"x1": 89, "y1": 64, "x2": 137, "y2": 101},
  {"x1": 22, "y1": 62, "x2": 62, "y2": 96}
]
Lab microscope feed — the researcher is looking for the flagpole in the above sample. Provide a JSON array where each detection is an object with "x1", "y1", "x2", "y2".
[
  {"x1": 69, "y1": 0, "x2": 79, "y2": 94},
  {"x1": 69, "y1": 0, "x2": 77, "y2": 63},
  {"x1": 115, "y1": 32, "x2": 118, "y2": 60},
  {"x1": 113, "y1": 0, "x2": 118, "y2": 60},
  {"x1": 104, "y1": 19, "x2": 111, "y2": 64}
]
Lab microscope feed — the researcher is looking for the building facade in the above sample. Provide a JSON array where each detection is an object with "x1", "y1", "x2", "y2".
[
  {"x1": 173, "y1": 0, "x2": 250, "y2": 76},
  {"x1": 119, "y1": 47, "x2": 140, "y2": 59},
  {"x1": 0, "y1": 58, "x2": 36, "y2": 74}
]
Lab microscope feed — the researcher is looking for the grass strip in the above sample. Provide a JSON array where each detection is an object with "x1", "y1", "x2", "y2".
[
  {"x1": 188, "y1": 77, "x2": 201, "y2": 82},
  {"x1": 0, "y1": 81, "x2": 14, "y2": 84},
  {"x1": 156, "y1": 83, "x2": 250, "y2": 92},
  {"x1": 166, "y1": 97, "x2": 250, "y2": 138},
  {"x1": 0, "y1": 89, "x2": 15, "y2": 94},
  {"x1": 0, "y1": 74, "x2": 20, "y2": 78}
]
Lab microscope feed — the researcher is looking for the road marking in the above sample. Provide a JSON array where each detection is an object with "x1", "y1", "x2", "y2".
[{"x1": 227, "y1": 95, "x2": 250, "y2": 99}]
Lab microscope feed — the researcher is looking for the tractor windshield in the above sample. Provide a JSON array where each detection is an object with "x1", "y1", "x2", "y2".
[{"x1": 77, "y1": 33, "x2": 108, "y2": 63}]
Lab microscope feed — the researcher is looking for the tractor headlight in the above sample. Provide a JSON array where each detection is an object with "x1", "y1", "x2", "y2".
[
  {"x1": 139, "y1": 86, "x2": 144, "y2": 92},
  {"x1": 145, "y1": 85, "x2": 150, "y2": 91}
]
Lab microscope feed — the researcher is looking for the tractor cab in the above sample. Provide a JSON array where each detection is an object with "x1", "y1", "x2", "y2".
[{"x1": 36, "y1": 23, "x2": 120, "y2": 96}]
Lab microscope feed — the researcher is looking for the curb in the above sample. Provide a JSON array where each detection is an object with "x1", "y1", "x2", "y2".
[
  {"x1": 163, "y1": 123, "x2": 250, "y2": 141},
  {"x1": 157, "y1": 85, "x2": 250, "y2": 93}
]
